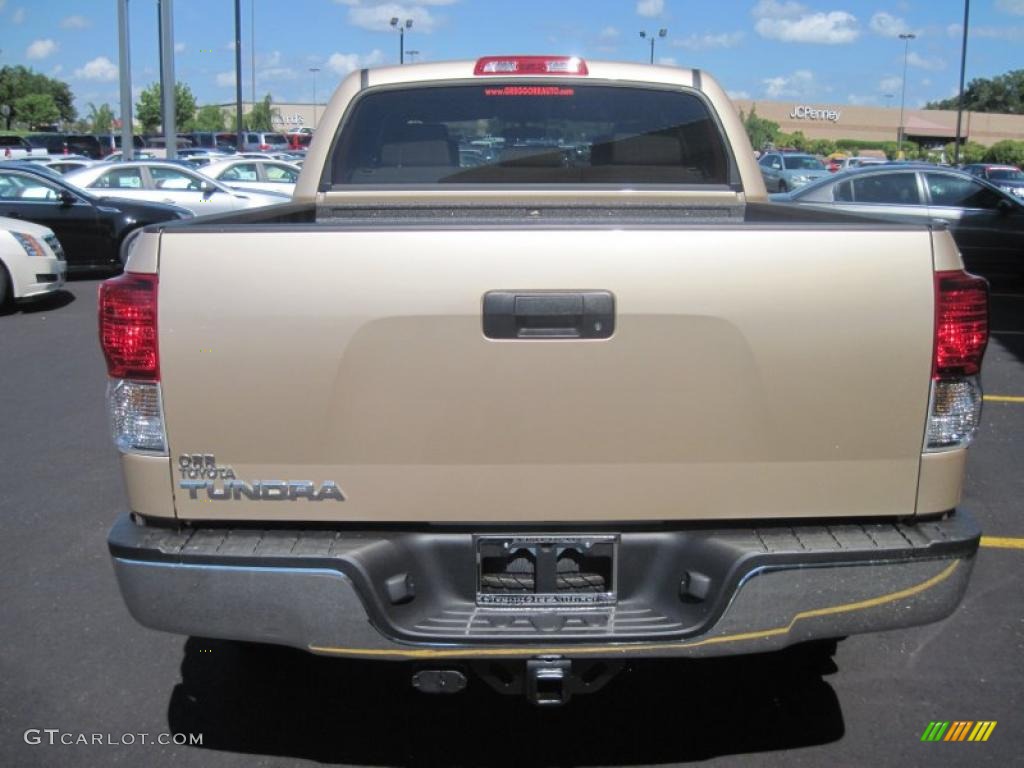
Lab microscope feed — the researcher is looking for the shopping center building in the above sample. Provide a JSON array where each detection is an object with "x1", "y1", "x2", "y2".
[
  {"x1": 730, "y1": 99, "x2": 1024, "y2": 148},
  {"x1": 218, "y1": 98, "x2": 1024, "y2": 149}
]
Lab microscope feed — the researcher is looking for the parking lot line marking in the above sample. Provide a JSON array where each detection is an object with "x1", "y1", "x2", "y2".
[
  {"x1": 984, "y1": 395, "x2": 1024, "y2": 403},
  {"x1": 980, "y1": 536, "x2": 1024, "y2": 550}
]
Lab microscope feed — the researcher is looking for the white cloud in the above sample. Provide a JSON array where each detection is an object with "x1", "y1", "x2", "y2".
[
  {"x1": 674, "y1": 31, "x2": 744, "y2": 50},
  {"x1": 599, "y1": 26, "x2": 619, "y2": 40},
  {"x1": 878, "y1": 75, "x2": 902, "y2": 93},
  {"x1": 636, "y1": 0, "x2": 664, "y2": 17},
  {"x1": 906, "y1": 52, "x2": 944, "y2": 71},
  {"x1": 657, "y1": 56, "x2": 678, "y2": 66},
  {"x1": 74, "y1": 56, "x2": 118, "y2": 81},
  {"x1": 26, "y1": 39, "x2": 58, "y2": 60},
  {"x1": 12, "y1": 6, "x2": 25, "y2": 23},
  {"x1": 846, "y1": 93, "x2": 874, "y2": 105},
  {"x1": 869, "y1": 11, "x2": 912, "y2": 38},
  {"x1": 174, "y1": 42, "x2": 186, "y2": 53},
  {"x1": 327, "y1": 49, "x2": 385, "y2": 75},
  {"x1": 216, "y1": 71, "x2": 237, "y2": 87},
  {"x1": 763, "y1": 68, "x2": 816, "y2": 98},
  {"x1": 753, "y1": 0, "x2": 859, "y2": 44},
  {"x1": 0, "y1": 1, "x2": 7, "y2": 11},
  {"x1": 727, "y1": 89, "x2": 751, "y2": 100},
  {"x1": 996, "y1": 0, "x2": 1024, "y2": 15},
  {"x1": 61, "y1": 14, "x2": 91, "y2": 28},
  {"x1": 51, "y1": 64, "x2": 63, "y2": 75},
  {"x1": 346, "y1": 3, "x2": 452, "y2": 33}
]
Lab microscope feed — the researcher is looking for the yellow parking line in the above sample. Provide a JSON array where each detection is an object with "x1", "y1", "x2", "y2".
[
  {"x1": 984, "y1": 395, "x2": 1024, "y2": 403},
  {"x1": 981, "y1": 536, "x2": 1024, "y2": 550}
]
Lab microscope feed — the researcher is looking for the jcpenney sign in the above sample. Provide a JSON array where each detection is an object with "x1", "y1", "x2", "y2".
[{"x1": 789, "y1": 105, "x2": 841, "y2": 122}]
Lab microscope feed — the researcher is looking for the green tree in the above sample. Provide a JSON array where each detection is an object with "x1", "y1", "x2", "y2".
[
  {"x1": 88, "y1": 102, "x2": 115, "y2": 134},
  {"x1": 926, "y1": 69, "x2": 1024, "y2": 114},
  {"x1": 245, "y1": 93, "x2": 279, "y2": 131},
  {"x1": 135, "y1": 81, "x2": 198, "y2": 133},
  {"x1": 739, "y1": 106, "x2": 780, "y2": 151},
  {"x1": 944, "y1": 140, "x2": 987, "y2": 164},
  {"x1": 191, "y1": 104, "x2": 225, "y2": 132},
  {"x1": 983, "y1": 139, "x2": 1024, "y2": 165},
  {"x1": 12, "y1": 93, "x2": 59, "y2": 128},
  {"x1": 0, "y1": 65, "x2": 76, "y2": 129}
]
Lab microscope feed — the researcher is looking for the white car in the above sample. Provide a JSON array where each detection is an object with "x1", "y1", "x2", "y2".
[
  {"x1": 103, "y1": 151, "x2": 159, "y2": 162},
  {"x1": 0, "y1": 216, "x2": 66, "y2": 309},
  {"x1": 63, "y1": 161, "x2": 291, "y2": 216},
  {"x1": 200, "y1": 158, "x2": 300, "y2": 196}
]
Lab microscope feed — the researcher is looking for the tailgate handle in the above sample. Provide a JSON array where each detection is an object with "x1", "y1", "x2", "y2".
[{"x1": 482, "y1": 291, "x2": 615, "y2": 340}]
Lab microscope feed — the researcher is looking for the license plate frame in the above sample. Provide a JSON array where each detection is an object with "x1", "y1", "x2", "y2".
[{"x1": 475, "y1": 534, "x2": 618, "y2": 607}]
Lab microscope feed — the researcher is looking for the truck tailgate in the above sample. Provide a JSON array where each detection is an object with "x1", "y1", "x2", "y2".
[{"x1": 158, "y1": 226, "x2": 934, "y2": 522}]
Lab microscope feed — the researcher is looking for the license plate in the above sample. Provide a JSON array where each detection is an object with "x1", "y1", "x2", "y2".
[{"x1": 476, "y1": 535, "x2": 617, "y2": 607}]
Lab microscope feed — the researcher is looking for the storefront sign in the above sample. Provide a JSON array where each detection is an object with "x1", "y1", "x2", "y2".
[{"x1": 789, "y1": 105, "x2": 841, "y2": 122}]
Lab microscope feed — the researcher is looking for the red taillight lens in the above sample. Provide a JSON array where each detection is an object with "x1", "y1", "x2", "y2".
[
  {"x1": 259, "y1": 143, "x2": 269, "y2": 150},
  {"x1": 474, "y1": 56, "x2": 588, "y2": 76},
  {"x1": 99, "y1": 272, "x2": 159, "y2": 381},
  {"x1": 934, "y1": 270, "x2": 988, "y2": 378}
]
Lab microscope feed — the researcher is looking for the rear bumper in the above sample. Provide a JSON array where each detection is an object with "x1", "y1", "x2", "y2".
[{"x1": 108, "y1": 511, "x2": 980, "y2": 660}]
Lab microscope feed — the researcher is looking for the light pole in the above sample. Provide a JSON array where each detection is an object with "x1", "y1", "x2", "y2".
[
  {"x1": 897, "y1": 32, "x2": 916, "y2": 156},
  {"x1": 406, "y1": 49, "x2": 420, "y2": 63},
  {"x1": 309, "y1": 67, "x2": 319, "y2": 130},
  {"x1": 954, "y1": 0, "x2": 970, "y2": 165},
  {"x1": 390, "y1": 17, "x2": 413, "y2": 64},
  {"x1": 639, "y1": 28, "x2": 667, "y2": 64}
]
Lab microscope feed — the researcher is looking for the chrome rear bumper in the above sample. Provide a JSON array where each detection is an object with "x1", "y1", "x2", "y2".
[{"x1": 109, "y1": 511, "x2": 979, "y2": 660}]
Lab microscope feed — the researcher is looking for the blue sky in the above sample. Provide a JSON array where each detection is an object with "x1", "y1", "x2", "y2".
[{"x1": 2, "y1": 0, "x2": 1023, "y2": 115}]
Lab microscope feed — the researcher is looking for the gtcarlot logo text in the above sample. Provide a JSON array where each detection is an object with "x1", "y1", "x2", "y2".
[{"x1": 24, "y1": 729, "x2": 203, "y2": 747}]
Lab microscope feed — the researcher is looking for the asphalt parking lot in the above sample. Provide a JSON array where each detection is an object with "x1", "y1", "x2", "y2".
[{"x1": 1, "y1": 277, "x2": 1021, "y2": 768}]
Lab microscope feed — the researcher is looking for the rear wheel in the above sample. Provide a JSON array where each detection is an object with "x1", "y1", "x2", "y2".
[{"x1": 778, "y1": 180, "x2": 788, "y2": 193}]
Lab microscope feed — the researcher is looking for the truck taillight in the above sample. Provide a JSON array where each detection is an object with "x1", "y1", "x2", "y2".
[
  {"x1": 926, "y1": 270, "x2": 989, "y2": 451},
  {"x1": 99, "y1": 273, "x2": 159, "y2": 380},
  {"x1": 99, "y1": 272, "x2": 167, "y2": 454}
]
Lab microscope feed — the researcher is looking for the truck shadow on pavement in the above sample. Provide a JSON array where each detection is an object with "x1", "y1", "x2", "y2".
[{"x1": 167, "y1": 637, "x2": 844, "y2": 766}]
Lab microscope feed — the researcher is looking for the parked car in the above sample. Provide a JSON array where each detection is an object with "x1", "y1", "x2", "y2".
[
  {"x1": 758, "y1": 151, "x2": 829, "y2": 192},
  {"x1": 65, "y1": 160, "x2": 291, "y2": 216},
  {"x1": 0, "y1": 163, "x2": 191, "y2": 272},
  {"x1": 773, "y1": 164, "x2": 1024, "y2": 277},
  {"x1": 103, "y1": 150, "x2": 159, "y2": 162},
  {"x1": 24, "y1": 133, "x2": 104, "y2": 159},
  {"x1": 963, "y1": 164, "x2": 1024, "y2": 199},
  {"x1": 95, "y1": 133, "x2": 149, "y2": 158},
  {"x1": 833, "y1": 156, "x2": 887, "y2": 173},
  {"x1": 0, "y1": 135, "x2": 47, "y2": 160},
  {"x1": 286, "y1": 131, "x2": 312, "y2": 150},
  {"x1": 238, "y1": 131, "x2": 290, "y2": 152},
  {"x1": 176, "y1": 149, "x2": 232, "y2": 169},
  {"x1": 0, "y1": 215, "x2": 65, "y2": 309},
  {"x1": 200, "y1": 158, "x2": 300, "y2": 195},
  {"x1": 38, "y1": 157, "x2": 100, "y2": 175}
]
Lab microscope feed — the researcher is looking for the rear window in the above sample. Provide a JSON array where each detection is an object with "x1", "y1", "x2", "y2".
[
  {"x1": 263, "y1": 133, "x2": 288, "y2": 145},
  {"x1": 328, "y1": 84, "x2": 731, "y2": 186},
  {"x1": 783, "y1": 155, "x2": 824, "y2": 171}
]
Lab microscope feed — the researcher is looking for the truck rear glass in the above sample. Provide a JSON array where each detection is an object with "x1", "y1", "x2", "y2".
[{"x1": 328, "y1": 84, "x2": 731, "y2": 186}]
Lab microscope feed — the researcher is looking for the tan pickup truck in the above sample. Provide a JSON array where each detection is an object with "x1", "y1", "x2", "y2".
[{"x1": 102, "y1": 57, "x2": 989, "y2": 705}]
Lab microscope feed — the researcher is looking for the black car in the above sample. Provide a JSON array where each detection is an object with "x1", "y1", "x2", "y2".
[
  {"x1": 0, "y1": 163, "x2": 192, "y2": 272},
  {"x1": 24, "y1": 133, "x2": 105, "y2": 159},
  {"x1": 772, "y1": 164, "x2": 1024, "y2": 278},
  {"x1": 94, "y1": 133, "x2": 150, "y2": 157}
]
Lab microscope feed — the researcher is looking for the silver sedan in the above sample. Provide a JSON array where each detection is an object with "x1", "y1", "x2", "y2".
[{"x1": 64, "y1": 161, "x2": 290, "y2": 216}]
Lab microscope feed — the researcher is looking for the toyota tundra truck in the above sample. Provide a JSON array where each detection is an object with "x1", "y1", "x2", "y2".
[{"x1": 102, "y1": 57, "x2": 989, "y2": 705}]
